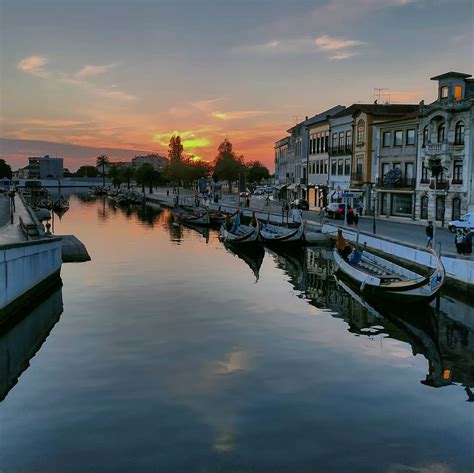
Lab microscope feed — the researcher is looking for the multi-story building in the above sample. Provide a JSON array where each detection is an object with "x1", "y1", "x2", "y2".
[
  {"x1": 328, "y1": 113, "x2": 353, "y2": 203},
  {"x1": 416, "y1": 72, "x2": 474, "y2": 223},
  {"x1": 132, "y1": 154, "x2": 168, "y2": 171},
  {"x1": 286, "y1": 119, "x2": 308, "y2": 201},
  {"x1": 373, "y1": 112, "x2": 418, "y2": 219},
  {"x1": 28, "y1": 155, "x2": 63, "y2": 179},
  {"x1": 274, "y1": 137, "x2": 289, "y2": 198},
  {"x1": 304, "y1": 105, "x2": 345, "y2": 209}
]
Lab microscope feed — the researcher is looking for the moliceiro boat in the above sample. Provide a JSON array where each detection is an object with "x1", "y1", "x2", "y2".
[
  {"x1": 260, "y1": 221, "x2": 306, "y2": 244},
  {"x1": 333, "y1": 247, "x2": 445, "y2": 304},
  {"x1": 174, "y1": 210, "x2": 211, "y2": 226},
  {"x1": 219, "y1": 217, "x2": 260, "y2": 246}
]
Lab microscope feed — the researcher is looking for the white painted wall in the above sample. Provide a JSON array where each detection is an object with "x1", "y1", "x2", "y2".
[
  {"x1": 322, "y1": 223, "x2": 474, "y2": 286},
  {"x1": 0, "y1": 239, "x2": 62, "y2": 310}
]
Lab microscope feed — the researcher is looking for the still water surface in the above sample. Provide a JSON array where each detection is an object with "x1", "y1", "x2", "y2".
[{"x1": 1, "y1": 194, "x2": 473, "y2": 472}]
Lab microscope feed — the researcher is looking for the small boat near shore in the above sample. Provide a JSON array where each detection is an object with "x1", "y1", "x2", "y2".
[
  {"x1": 219, "y1": 219, "x2": 260, "y2": 246},
  {"x1": 174, "y1": 210, "x2": 211, "y2": 226},
  {"x1": 260, "y1": 221, "x2": 306, "y2": 244},
  {"x1": 333, "y1": 247, "x2": 445, "y2": 304}
]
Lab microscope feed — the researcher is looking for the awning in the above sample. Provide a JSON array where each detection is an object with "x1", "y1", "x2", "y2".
[{"x1": 287, "y1": 184, "x2": 297, "y2": 190}]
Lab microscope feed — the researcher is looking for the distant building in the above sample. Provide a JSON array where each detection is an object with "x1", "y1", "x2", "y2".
[
  {"x1": 132, "y1": 154, "x2": 168, "y2": 170},
  {"x1": 28, "y1": 155, "x2": 63, "y2": 179},
  {"x1": 274, "y1": 137, "x2": 289, "y2": 196}
]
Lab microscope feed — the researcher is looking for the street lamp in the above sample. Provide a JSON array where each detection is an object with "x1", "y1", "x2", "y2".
[
  {"x1": 371, "y1": 185, "x2": 377, "y2": 234},
  {"x1": 427, "y1": 155, "x2": 443, "y2": 252}
]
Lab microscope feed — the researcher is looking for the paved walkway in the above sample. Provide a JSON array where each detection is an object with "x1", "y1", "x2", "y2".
[{"x1": 0, "y1": 196, "x2": 10, "y2": 227}]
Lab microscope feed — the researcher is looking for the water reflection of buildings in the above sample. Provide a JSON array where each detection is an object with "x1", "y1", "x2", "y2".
[
  {"x1": 0, "y1": 285, "x2": 64, "y2": 401},
  {"x1": 273, "y1": 247, "x2": 474, "y2": 400}
]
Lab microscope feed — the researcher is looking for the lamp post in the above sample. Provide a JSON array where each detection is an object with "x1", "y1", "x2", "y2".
[
  {"x1": 372, "y1": 186, "x2": 377, "y2": 235},
  {"x1": 427, "y1": 155, "x2": 443, "y2": 252}
]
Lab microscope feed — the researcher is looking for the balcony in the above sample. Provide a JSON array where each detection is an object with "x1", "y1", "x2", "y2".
[
  {"x1": 424, "y1": 142, "x2": 452, "y2": 156},
  {"x1": 329, "y1": 147, "x2": 352, "y2": 156},
  {"x1": 428, "y1": 178, "x2": 449, "y2": 190},
  {"x1": 377, "y1": 177, "x2": 416, "y2": 189}
]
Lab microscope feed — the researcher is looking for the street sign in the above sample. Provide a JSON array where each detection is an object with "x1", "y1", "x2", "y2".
[{"x1": 341, "y1": 193, "x2": 353, "y2": 198}]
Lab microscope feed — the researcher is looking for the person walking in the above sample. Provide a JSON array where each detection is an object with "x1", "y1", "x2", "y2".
[
  {"x1": 464, "y1": 228, "x2": 472, "y2": 256},
  {"x1": 347, "y1": 208, "x2": 355, "y2": 226},
  {"x1": 354, "y1": 212, "x2": 359, "y2": 227},
  {"x1": 425, "y1": 221, "x2": 434, "y2": 248},
  {"x1": 455, "y1": 229, "x2": 465, "y2": 255},
  {"x1": 358, "y1": 201, "x2": 365, "y2": 216}
]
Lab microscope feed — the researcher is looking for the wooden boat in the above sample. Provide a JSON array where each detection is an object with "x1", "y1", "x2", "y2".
[
  {"x1": 208, "y1": 209, "x2": 238, "y2": 226},
  {"x1": 52, "y1": 196, "x2": 70, "y2": 211},
  {"x1": 174, "y1": 210, "x2": 210, "y2": 226},
  {"x1": 333, "y1": 247, "x2": 445, "y2": 304},
  {"x1": 260, "y1": 221, "x2": 306, "y2": 244},
  {"x1": 219, "y1": 219, "x2": 260, "y2": 245}
]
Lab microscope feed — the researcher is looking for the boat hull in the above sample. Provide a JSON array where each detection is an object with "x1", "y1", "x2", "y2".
[
  {"x1": 260, "y1": 221, "x2": 306, "y2": 245},
  {"x1": 219, "y1": 220, "x2": 261, "y2": 246}
]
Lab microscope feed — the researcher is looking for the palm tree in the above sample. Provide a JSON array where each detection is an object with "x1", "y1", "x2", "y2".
[
  {"x1": 136, "y1": 164, "x2": 159, "y2": 194},
  {"x1": 96, "y1": 155, "x2": 110, "y2": 187}
]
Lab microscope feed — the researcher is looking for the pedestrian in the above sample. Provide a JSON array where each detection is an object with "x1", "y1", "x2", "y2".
[
  {"x1": 354, "y1": 212, "x2": 359, "y2": 227},
  {"x1": 455, "y1": 229, "x2": 465, "y2": 255},
  {"x1": 425, "y1": 221, "x2": 434, "y2": 248},
  {"x1": 336, "y1": 228, "x2": 352, "y2": 261},
  {"x1": 359, "y1": 201, "x2": 365, "y2": 216},
  {"x1": 347, "y1": 208, "x2": 354, "y2": 226},
  {"x1": 166, "y1": 189, "x2": 169, "y2": 197},
  {"x1": 464, "y1": 228, "x2": 472, "y2": 255}
]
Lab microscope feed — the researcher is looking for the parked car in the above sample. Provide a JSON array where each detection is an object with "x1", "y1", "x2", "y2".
[
  {"x1": 293, "y1": 199, "x2": 309, "y2": 210},
  {"x1": 253, "y1": 188, "x2": 265, "y2": 196},
  {"x1": 264, "y1": 186, "x2": 274, "y2": 194},
  {"x1": 325, "y1": 203, "x2": 352, "y2": 219},
  {"x1": 448, "y1": 213, "x2": 474, "y2": 233}
]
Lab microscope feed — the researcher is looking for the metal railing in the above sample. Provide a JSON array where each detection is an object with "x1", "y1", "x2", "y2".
[{"x1": 376, "y1": 177, "x2": 416, "y2": 189}]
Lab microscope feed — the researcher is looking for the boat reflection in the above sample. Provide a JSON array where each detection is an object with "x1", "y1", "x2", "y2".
[
  {"x1": 273, "y1": 246, "x2": 474, "y2": 401},
  {"x1": 0, "y1": 283, "x2": 64, "y2": 401},
  {"x1": 224, "y1": 244, "x2": 265, "y2": 282}
]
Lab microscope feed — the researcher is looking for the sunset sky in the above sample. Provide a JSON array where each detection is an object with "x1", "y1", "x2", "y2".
[{"x1": 1, "y1": 0, "x2": 472, "y2": 171}]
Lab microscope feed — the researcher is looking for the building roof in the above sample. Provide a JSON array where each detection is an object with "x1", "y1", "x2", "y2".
[
  {"x1": 303, "y1": 105, "x2": 346, "y2": 127},
  {"x1": 430, "y1": 71, "x2": 472, "y2": 81},
  {"x1": 330, "y1": 103, "x2": 418, "y2": 119},
  {"x1": 374, "y1": 109, "x2": 419, "y2": 126}
]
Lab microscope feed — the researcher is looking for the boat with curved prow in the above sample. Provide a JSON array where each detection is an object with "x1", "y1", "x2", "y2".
[
  {"x1": 219, "y1": 219, "x2": 261, "y2": 246},
  {"x1": 333, "y1": 247, "x2": 445, "y2": 304},
  {"x1": 260, "y1": 221, "x2": 306, "y2": 245},
  {"x1": 174, "y1": 210, "x2": 211, "y2": 226}
]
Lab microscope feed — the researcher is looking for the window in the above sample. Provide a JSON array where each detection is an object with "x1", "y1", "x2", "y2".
[
  {"x1": 452, "y1": 198, "x2": 461, "y2": 220},
  {"x1": 331, "y1": 159, "x2": 337, "y2": 176},
  {"x1": 357, "y1": 120, "x2": 365, "y2": 144},
  {"x1": 421, "y1": 163, "x2": 429, "y2": 182},
  {"x1": 406, "y1": 129, "x2": 415, "y2": 146},
  {"x1": 393, "y1": 162, "x2": 401, "y2": 171},
  {"x1": 438, "y1": 124, "x2": 445, "y2": 142},
  {"x1": 324, "y1": 161, "x2": 328, "y2": 174},
  {"x1": 338, "y1": 132, "x2": 344, "y2": 150},
  {"x1": 420, "y1": 196, "x2": 428, "y2": 219},
  {"x1": 392, "y1": 194, "x2": 413, "y2": 216},
  {"x1": 381, "y1": 163, "x2": 390, "y2": 176},
  {"x1": 356, "y1": 158, "x2": 363, "y2": 176},
  {"x1": 440, "y1": 86, "x2": 449, "y2": 99},
  {"x1": 382, "y1": 131, "x2": 391, "y2": 147},
  {"x1": 405, "y1": 162, "x2": 414, "y2": 179},
  {"x1": 316, "y1": 136, "x2": 320, "y2": 154},
  {"x1": 453, "y1": 160, "x2": 463, "y2": 182},
  {"x1": 338, "y1": 159, "x2": 343, "y2": 175},
  {"x1": 394, "y1": 130, "x2": 403, "y2": 146},
  {"x1": 455, "y1": 121, "x2": 465, "y2": 145},
  {"x1": 344, "y1": 159, "x2": 350, "y2": 175},
  {"x1": 325, "y1": 133, "x2": 329, "y2": 152},
  {"x1": 332, "y1": 133, "x2": 338, "y2": 151},
  {"x1": 345, "y1": 130, "x2": 352, "y2": 149},
  {"x1": 422, "y1": 126, "x2": 429, "y2": 147},
  {"x1": 454, "y1": 85, "x2": 462, "y2": 101}
]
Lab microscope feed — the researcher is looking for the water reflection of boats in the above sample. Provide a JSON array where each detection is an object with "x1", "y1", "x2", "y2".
[
  {"x1": 174, "y1": 209, "x2": 211, "y2": 226},
  {"x1": 274, "y1": 247, "x2": 474, "y2": 401},
  {"x1": 0, "y1": 284, "x2": 64, "y2": 401},
  {"x1": 334, "y1": 247, "x2": 445, "y2": 304},
  {"x1": 260, "y1": 221, "x2": 306, "y2": 245},
  {"x1": 224, "y1": 243, "x2": 264, "y2": 281}
]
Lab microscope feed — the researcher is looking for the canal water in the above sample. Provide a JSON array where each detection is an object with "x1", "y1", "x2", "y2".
[{"x1": 1, "y1": 194, "x2": 473, "y2": 473}]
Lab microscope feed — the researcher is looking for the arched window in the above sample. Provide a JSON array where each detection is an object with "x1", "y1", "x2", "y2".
[
  {"x1": 452, "y1": 197, "x2": 461, "y2": 221},
  {"x1": 420, "y1": 196, "x2": 428, "y2": 220},
  {"x1": 455, "y1": 121, "x2": 465, "y2": 145},
  {"x1": 422, "y1": 126, "x2": 429, "y2": 147},
  {"x1": 357, "y1": 120, "x2": 365, "y2": 144},
  {"x1": 437, "y1": 123, "x2": 445, "y2": 142}
]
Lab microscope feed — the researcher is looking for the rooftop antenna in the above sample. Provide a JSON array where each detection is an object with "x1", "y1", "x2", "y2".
[
  {"x1": 374, "y1": 88, "x2": 391, "y2": 104},
  {"x1": 292, "y1": 115, "x2": 302, "y2": 124}
]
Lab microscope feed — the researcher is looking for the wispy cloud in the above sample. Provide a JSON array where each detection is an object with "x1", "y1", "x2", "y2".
[
  {"x1": 17, "y1": 55, "x2": 135, "y2": 102},
  {"x1": 17, "y1": 55, "x2": 50, "y2": 77},
  {"x1": 233, "y1": 38, "x2": 314, "y2": 54},
  {"x1": 212, "y1": 110, "x2": 270, "y2": 120},
  {"x1": 314, "y1": 34, "x2": 365, "y2": 60},
  {"x1": 76, "y1": 63, "x2": 118, "y2": 78}
]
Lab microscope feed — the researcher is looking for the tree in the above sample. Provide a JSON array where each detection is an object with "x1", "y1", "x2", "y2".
[
  {"x1": 76, "y1": 166, "x2": 99, "y2": 177},
  {"x1": 0, "y1": 159, "x2": 12, "y2": 179},
  {"x1": 245, "y1": 160, "x2": 270, "y2": 184},
  {"x1": 213, "y1": 139, "x2": 244, "y2": 192},
  {"x1": 96, "y1": 154, "x2": 109, "y2": 187},
  {"x1": 108, "y1": 165, "x2": 123, "y2": 188},
  {"x1": 136, "y1": 163, "x2": 160, "y2": 194},
  {"x1": 121, "y1": 167, "x2": 135, "y2": 189},
  {"x1": 168, "y1": 135, "x2": 184, "y2": 162}
]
